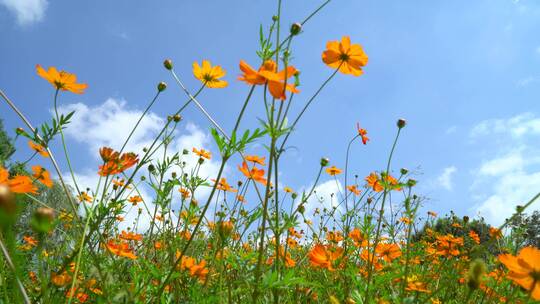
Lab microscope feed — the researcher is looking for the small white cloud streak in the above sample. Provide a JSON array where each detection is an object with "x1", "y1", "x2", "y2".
[
  {"x1": 437, "y1": 166, "x2": 457, "y2": 191},
  {"x1": 0, "y1": 0, "x2": 47, "y2": 25}
]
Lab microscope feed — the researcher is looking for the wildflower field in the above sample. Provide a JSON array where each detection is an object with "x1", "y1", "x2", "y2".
[{"x1": 1, "y1": 1, "x2": 540, "y2": 303}]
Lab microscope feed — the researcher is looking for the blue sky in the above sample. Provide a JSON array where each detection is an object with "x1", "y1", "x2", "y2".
[{"x1": 1, "y1": 0, "x2": 540, "y2": 226}]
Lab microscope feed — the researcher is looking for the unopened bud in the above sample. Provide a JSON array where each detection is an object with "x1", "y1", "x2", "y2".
[
  {"x1": 467, "y1": 259, "x2": 486, "y2": 290},
  {"x1": 397, "y1": 118, "x2": 407, "y2": 129},
  {"x1": 406, "y1": 179, "x2": 417, "y2": 187},
  {"x1": 400, "y1": 168, "x2": 409, "y2": 175},
  {"x1": 173, "y1": 114, "x2": 182, "y2": 122},
  {"x1": 16, "y1": 128, "x2": 25, "y2": 135},
  {"x1": 31, "y1": 207, "x2": 55, "y2": 234},
  {"x1": 290, "y1": 23, "x2": 302, "y2": 35},
  {"x1": 320, "y1": 157, "x2": 329, "y2": 167},
  {"x1": 163, "y1": 59, "x2": 173, "y2": 70},
  {"x1": 157, "y1": 82, "x2": 167, "y2": 92},
  {"x1": 0, "y1": 184, "x2": 16, "y2": 224}
]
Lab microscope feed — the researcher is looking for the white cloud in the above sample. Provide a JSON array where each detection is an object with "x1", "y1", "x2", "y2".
[
  {"x1": 445, "y1": 126, "x2": 457, "y2": 134},
  {"x1": 0, "y1": 0, "x2": 47, "y2": 25},
  {"x1": 57, "y1": 98, "x2": 164, "y2": 156},
  {"x1": 469, "y1": 114, "x2": 540, "y2": 225},
  {"x1": 478, "y1": 150, "x2": 526, "y2": 176},
  {"x1": 299, "y1": 180, "x2": 344, "y2": 229},
  {"x1": 56, "y1": 98, "x2": 225, "y2": 231},
  {"x1": 470, "y1": 112, "x2": 540, "y2": 139},
  {"x1": 437, "y1": 166, "x2": 457, "y2": 191},
  {"x1": 516, "y1": 76, "x2": 540, "y2": 87}
]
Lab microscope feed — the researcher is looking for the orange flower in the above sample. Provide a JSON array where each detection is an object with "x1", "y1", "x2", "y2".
[
  {"x1": 31, "y1": 165, "x2": 53, "y2": 188},
  {"x1": 435, "y1": 234, "x2": 463, "y2": 257},
  {"x1": 192, "y1": 147, "x2": 211, "y2": 160},
  {"x1": 105, "y1": 239, "x2": 137, "y2": 259},
  {"x1": 322, "y1": 36, "x2": 368, "y2": 76},
  {"x1": 399, "y1": 217, "x2": 411, "y2": 225},
  {"x1": 238, "y1": 161, "x2": 267, "y2": 185},
  {"x1": 469, "y1": 230, "x2": 480, "y2": 245},
  {"x1": 245, "y1": 155, "x2": 266, "y2": 166},
  {"x1": 77, "y1": 191, "x2": 93, "y2": 203},
  {"x1": 267, "y1": 246, "x2": 296, "y2": 268},
  {"x1": 179, "y1": 187, "x2": 191, "y2": 199},
  {"x1": 326, "y1": 231, "x2": 344, "y2": 243},
  {"x1": 36, "y1": 65, "x2": 87, "y2": 94},
  {"x1": 376, "y1": 243, "x2": 402, "y2": 262},
  {"x1": 28, "y1": 141, "x2": 49, "y2": 157},
  {"x1": 211, "y1": 178, "x2": 237, "y2": 193},
  {"x1": 308, "y1": 244, "x2": 343, "y2": 271},
  {"x1": 405, "y1": 278, "x2": 430, "y2": 293},
  {"x1": 119, "y1": 230, "x2": 143, "y2": 242},
  {"x1": 51, "y1": 271, "x2": 72, "y2": 287},
  {"x1": 288, "y1": 227, "x2": 302, "y2": 239},
  {"x1": 238, "y1": 60, "x2": 272, "y2": 85},
  {"x1": 192, "y1": 60, "x2": 228, "y2": 88},
  {"x1": 347, "y1": 185, "x2": 361, "y2": 196},
  {"x1": 128, "y1": 195, "x2": 143, "y2": 205},
  {"x1": 239, "y1": 60, "x2": 299, "y2": 100},
  {"x1": 98, "y1": 148, "x2": 138, "y2": 176},
  {"x1": 498, "y1": 246, "x2": 540, "y2": 300},
  {"x1": 349, "y1": 228, "x2": 367, "y2": 247},
  {"x1": 284, "y1": 187, "x2": 294, "y2": 193},
  {"x1": 112, "y1": 178, "x2": 131, "y2": 189},
  {"x1": 356, "y1": 122, "x2": 369, "y2": 144},
  {"x1": 23, "y1": 235, "x2": 38, "y2": 247},
  {"x1": 99, "y1": 147, "x2": 118, "y2": 162},
  {"x1": 325, "y1": 166, "x2": 342, "y2": 176},
  {"x1": 179, "y1": 256, "x2": 209, "y2": 282},
  {"x1": 365, "y1": 173, "x2": 383, "y2": 192},
  {"x1": 427, "y1": 211, "x2": 438, "y2": 217},
  {"x1": 489, "y1": 227, "x2": 502, "y2": 240},
  {"x1": 1, "y1": 167, "x2": 37, "y2": 194}
]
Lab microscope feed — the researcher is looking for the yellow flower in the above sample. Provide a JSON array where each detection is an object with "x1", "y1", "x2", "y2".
[
  {"x1": 36, "y1": 65, "x2": 87, "y2": 94},
  {"x1": 322, "y1": 36, "x2": 368, "y2": 76},
  {"x1": 192, "y1": 60, "x2": 228, "y2": 88},
  {"x1": 325, "y1": 166, "x2": 342, "y2": 176}
]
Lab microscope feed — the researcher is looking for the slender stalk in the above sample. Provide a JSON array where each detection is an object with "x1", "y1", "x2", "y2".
[
  {"x1": 364, "y1": 127, "x2": 402, "y2": 302},
  {"x1": 119, "y1": 90, "x2": 161, "y2": 153},
  {"x1": 0, "y1": 89, "x2": 81, "y2": 223},
  {"x1": 0, "y1": 236, "x2": 31, "y2": 304}
]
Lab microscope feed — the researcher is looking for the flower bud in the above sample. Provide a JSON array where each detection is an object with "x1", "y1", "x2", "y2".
[
  {"x1": 320, "y1": 157, "x2": 329, "y2": 167},
  {"x1": 218, "y1": 221, "x2": 234, "y2": 239},
  {"x1": 148, "y1": 164, "x2": 155, "y2": 172},
  {"x1": 291, "y1": 192, "x2": 298, "y2": 200},
  {"x1": 16, "y1": 127, "x2": 25, "y2": 135},
  {"x1": 157, "y1": 82, "x2": 167, "y2": 92},
  {"x1": 0, "y1": 184, "x2": 16, "y2": 225},
  {"x1": 272, "y1": 15, "x2": 278, "y2": 22},
  {"x1": 400, "y1": 168, "x2": 409, "y2": 175},
  {"x1": 467, "y1": 259, "x2": 486, "y2": 290},
  {"x1": 163, "y1": 59, "x2": 173, "y2": 70},
  {"x1": 406, "y1": 179, "x2": 417, "y2": 188},
  {"x1": 297, "y1": 204, "x2": 305, "y2": 214},
  {"x1": 31, "y1": 207, "x2": 55, "y2": 234},
  {"x1": 173, "y1": 114, "x2": 182, "y2": 122},
  {"x1": 397, "y1": 118, "x2": 407, "y2": 129},
  {"x1": 290, "y1": 23, "x2": 302, "y2": 35}
]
